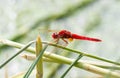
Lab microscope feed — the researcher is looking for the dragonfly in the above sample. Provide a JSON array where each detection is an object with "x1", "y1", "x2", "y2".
[{"x1": 51, "y1": 30, "x2": 102, "y2": 44}]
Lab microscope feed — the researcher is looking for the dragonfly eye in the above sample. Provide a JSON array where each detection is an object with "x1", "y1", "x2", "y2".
[{"x1": 52, "y1": 33, "x2": 58, "y2": 39}]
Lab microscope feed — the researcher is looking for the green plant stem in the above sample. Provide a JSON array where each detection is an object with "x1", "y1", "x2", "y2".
[
  {"x1": 0, "y1": 40, "x2": 35, "y2": 69},
  {"x1": 23, "y1": 54, "x2": 120, "y2": 78},
  {"x1": 1, "y1": 39, "x2": 120, "y2": 66},
  {"x1": 1, "y1": 39, "x2": 120, "y2": 77},
  {"x1": 0, "y1": 39, "x2": 35, "y2": 53},
  {"x1": 61, "y1": 54, "x2": 83, "y2": 78},
  {"x1": 22, "y1": 54, "x2": 120, "y2": 70},
  {"x1": 42, "y1": 42, "x2": 120, "y2": 66},
  {"x1": 23, "y1": 44, "x2": 48, "y2": 78},
  {"x1": 44, "y1": 53, "x2": 120, "y2": 78}
]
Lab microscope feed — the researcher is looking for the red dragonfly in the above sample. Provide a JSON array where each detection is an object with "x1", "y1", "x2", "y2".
[{"x1": 52, "y1": 30, "x2": 101, "y2": 44}]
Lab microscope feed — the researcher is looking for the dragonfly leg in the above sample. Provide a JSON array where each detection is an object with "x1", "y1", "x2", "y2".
[
  {"x1": 61, "y1": 38, "x2": 68, "y2": 44},
  {"x1": 53, "y1": 38, "x2": 59, "y2": 44}
]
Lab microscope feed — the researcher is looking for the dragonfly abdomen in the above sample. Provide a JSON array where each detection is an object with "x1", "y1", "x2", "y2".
[{"x1": 72, "y1": 34, "x2": 101, "y2": 42}]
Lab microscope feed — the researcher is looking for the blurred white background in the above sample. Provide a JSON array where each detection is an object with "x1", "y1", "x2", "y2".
[{"x1": 0, "y1": 0, "x2": 120, "y2": 78}]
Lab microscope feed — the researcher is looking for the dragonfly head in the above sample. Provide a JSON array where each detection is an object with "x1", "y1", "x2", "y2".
[{"x1": 52, "y1": 32, "x2": 59, "y2": 39}]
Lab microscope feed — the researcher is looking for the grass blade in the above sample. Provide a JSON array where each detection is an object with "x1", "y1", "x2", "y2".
[
  {"x1": 61, "y1": 54, "x2": 83, "y2": 78},
  {"x1": 0, "y1": 41, "x2": 35, "y2": 69}
]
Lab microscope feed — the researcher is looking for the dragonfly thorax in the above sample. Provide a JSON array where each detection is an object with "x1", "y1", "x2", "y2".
[{"x1": 52, "y1": 30, "x2": 72, "y2": 39}]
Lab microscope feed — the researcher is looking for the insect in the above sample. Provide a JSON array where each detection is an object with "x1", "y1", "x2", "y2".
[{"x1": 52, "y1": 30, "x2": 102, "y2": 44}]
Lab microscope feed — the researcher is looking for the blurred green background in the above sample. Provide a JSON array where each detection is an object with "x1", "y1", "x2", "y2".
[{"x1": 0, "y1": 0, "x2": 120, "y2": 78}]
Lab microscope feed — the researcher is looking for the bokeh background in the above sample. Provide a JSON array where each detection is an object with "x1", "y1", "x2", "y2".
[{"x1": 0, "y1": 0, "x2": 120, "y2": 78}]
